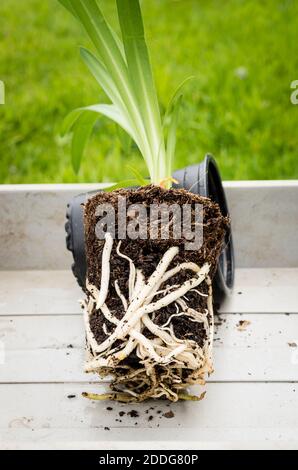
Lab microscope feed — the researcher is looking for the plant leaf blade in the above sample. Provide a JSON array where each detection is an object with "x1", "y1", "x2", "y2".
[
  {"x1": 116, "y1": 0, "x2": 164, "y2": 178},
  {"x1": 71, "y1": 112, "x2": 98, "y2": 173}
]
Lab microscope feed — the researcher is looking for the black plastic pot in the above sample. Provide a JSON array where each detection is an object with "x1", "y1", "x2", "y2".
[
  {"x1": 65, "y1": 154, "x2": 234, "y2": 301},
  {"x1": 172, "y1": 154, "x2": 234, "y2": 300}
]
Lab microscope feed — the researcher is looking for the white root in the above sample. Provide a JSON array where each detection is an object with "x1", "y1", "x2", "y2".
[
  {"x1": 206, "y1": 276, "x2": 214, "y2": 361},
  {"x1": 133, "y1": 269, "x2": 145, "y2": 297},
  {"x1": 116, "y1": 241, "x2": 136, "y2": 301},
  {"x1": 160, "y1": 262, "x2": 201, "y2": 284},
  {"x1": 159, "y1": 311, "x2": 185, "y2": 329},
  {"x1": 96, "y1": 232, "x2": 113, "y2": 309},
  {"x1": 85, "y1": 246, "x2": 180, "y2": 355},
  {"x1": 82, "y1": 234, "x2": 214, "y2": 401},
  {"x1": 114, "y1": 280, "x2": 128, "y2": 311},
  {"x1": 117, "y1": 262, "x2": 210, "y2": 337},
  {"x1": 126, "y1": 246, "x2": 179, "y2": 314}
]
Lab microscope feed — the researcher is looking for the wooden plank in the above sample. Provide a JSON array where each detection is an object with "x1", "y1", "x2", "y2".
[
  {"x1": 0, "y1": 184, "x2": 106, "y2": 271},
  {"x1": 219, "y1": 267, "x2": 298, "y2": 313},
  {"x1": 0, "y1": 383, "x2": 297, "y2": 448},
  {"x1": 223, "y1": 180, "x2": 298, "y2": 268},
  {"x1": 1, "y1": 268, "x2": 298, "y2": 316},
  {"x1": 1, "y1": 314, "x2": 297, "y2": 383},
  {"x1": 0, "y1": 181, "x2": 298, "y2": 270},
  {"x1": 0, "y1": 270, "x2": 82, "y2": 316}
]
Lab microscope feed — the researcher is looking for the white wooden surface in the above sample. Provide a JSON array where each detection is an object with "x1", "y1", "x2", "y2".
[
  {"x1": 0, "y1": 267, "x2": 298, "y2": 449},
  {"x1": 0, "y1": 182, "x2": 298, "y2": 449},
  {"x1": 1, "y1": 312, "x2": 298, "y2": 383}
]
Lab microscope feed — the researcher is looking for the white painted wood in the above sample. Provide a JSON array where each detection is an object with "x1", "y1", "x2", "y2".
[
  {"x1": 0, "y1": 181, "x2": 298, "y2": 270},
  {"x1": 0, "y1": 183, "x2": 297, "y2": 448},
  {"x1": 0, "y1": 184, "x2": 106, "y2": 271},
  {"x1": 0, "y1": 270, "x2": 82, "y2": 315},
  {"x1": 224, "y1": 181, "x2": 298, "y2": 268},
  {"x1": 219, "y1": 267, "x2": 298, "y2": 313},
  {"x1": 0, "y1": 383, "x2": 297, "y2": 449},
  {"x1": 1, "y1": 313, "x2": 297, "y2": 383},
  {"x1": 1, "y1": 268, "x2": 297, "y2": 316}
]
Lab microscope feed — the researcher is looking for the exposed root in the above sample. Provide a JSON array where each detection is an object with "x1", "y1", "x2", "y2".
[
  {"x1": 82, "y1": 234, "x2": 214, "y2": 402},
  {"x1": 94, "y1": 232, "x2": 113, "y2": 309}
]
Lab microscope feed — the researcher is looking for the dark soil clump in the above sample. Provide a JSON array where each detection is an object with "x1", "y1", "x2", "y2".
[
  {"x1": 127, "y1": 410, "x2": 139, "y2": 418},
  {"x1": 163, "y1": 410, "x2": 175, "y2": 419}
]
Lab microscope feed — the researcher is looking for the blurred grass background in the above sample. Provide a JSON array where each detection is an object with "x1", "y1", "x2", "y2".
[{"x1": 0, "y1": 0, "x2": 298, "y2": 184}]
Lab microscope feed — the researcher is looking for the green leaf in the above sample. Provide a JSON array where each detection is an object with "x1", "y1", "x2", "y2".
[
  {"x1": 126, "y1": 164, "x2": 148, "y2": 185},
  {"x1": 103, "y1": 179, "x2": 140, "y2": 192},
  {"x1": 80, "y1": 47, "x2": 123, "y2": 109},
  {"x1": 61, "y1": 104, "x2": 137, "y2": 143},
  {"x1": 165, "y1": 94, "x2": 182, "y2": 177},
  {"x1": 116, "y1": 126, "x2": 132, "y2": 155},
  {"x1": 62, "y1": 103, "x2": 146, "y2": 174},
  {"x1": 116, "y1": 0, "x2": 165, "y2": 179},
  {"x1": 64, "y1": 0, "x2": 154, "y2": 179},
  {"x1": 67, "y1": 1, "x2": 142, "y2": 132},
  {"x1": 163, "y1": 76, "x2": 196, "y2": 176},
  {"x1": 59, "y1": 0, "x2": 183, "y2": 185},
  {"x1": 60, "y1": 108, "x2": 84, "y2": 137},
  {"x1": 71, "y1": 111, "x2": 98, "y2": 173},
  {"x1": 165, "y1": 76, "x2": 196, "y2": 116},
  {"x1": 57, "y1": 0, "x2": 78, "y2": 18}
]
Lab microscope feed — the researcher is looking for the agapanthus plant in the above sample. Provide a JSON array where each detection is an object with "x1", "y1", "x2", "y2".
[
  {"x1": 60, "y1": 0, "x2": 227, "y2": 402},
  {"x1": 60, "y1": 0, "x2": 186, "y2": 188}
]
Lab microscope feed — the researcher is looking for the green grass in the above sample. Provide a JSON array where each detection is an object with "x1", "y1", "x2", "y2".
[{"x1": 1, "y1": 0, "x2": 298, "y2": 184}]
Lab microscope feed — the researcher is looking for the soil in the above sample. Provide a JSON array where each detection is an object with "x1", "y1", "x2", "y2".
[
  {"x1": 84, "y1": 185, "x2": 228, "y2": 397},
  {"x1": 163, "y1": 410, "x2": 175, "y2": 419},
  {"x1": 127, "y1": 410, "x2": 139, "y2": 418}
]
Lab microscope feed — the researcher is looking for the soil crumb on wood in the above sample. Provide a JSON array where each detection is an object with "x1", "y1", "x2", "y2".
[
  {"x1": 127, "y1": 410, "x2": 139, "y2": 418},
  {"x1": 163, "y1": 410, "x2": 175, "y2": 419},
  {"x1": 236, "y1": 320, "x2": 251, "y2": 331}
]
